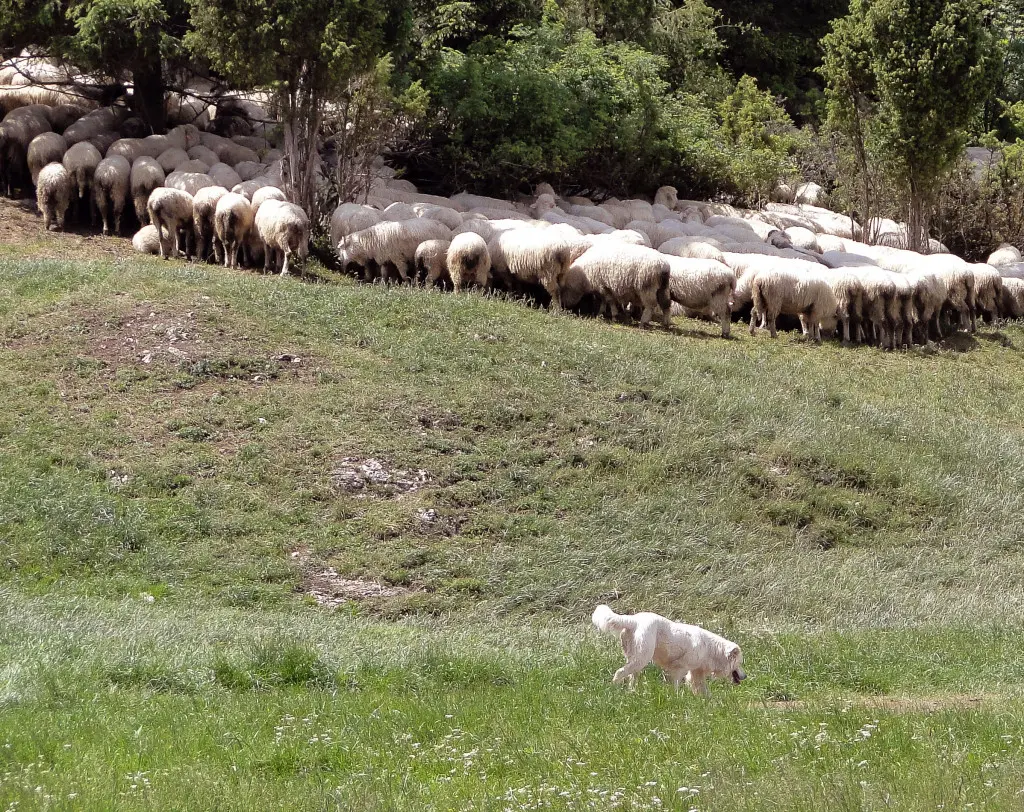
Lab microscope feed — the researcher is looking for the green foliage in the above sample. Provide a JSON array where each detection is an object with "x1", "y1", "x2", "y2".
[
  {"x1": 935, "y1": 137, "x2": 1024, "y2": 259},
  {"x1": 718, "y1": 74, "x2": 804, "y2": 201},
  {"x1": 822, "y1": 0, "x2": 999, "y2": 248},
  {"x1": 420, "y1": 17, "x2": 737, "y2": 197}
]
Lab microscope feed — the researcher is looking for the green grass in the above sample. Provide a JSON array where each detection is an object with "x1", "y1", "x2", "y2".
[{"x1": 3, "y1": 249, "x2": 1024, "y2": 809}]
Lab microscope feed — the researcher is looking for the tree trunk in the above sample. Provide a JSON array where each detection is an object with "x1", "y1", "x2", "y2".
[{"x1": 132, "y1": 59, "x2": 165, "y2": 135}]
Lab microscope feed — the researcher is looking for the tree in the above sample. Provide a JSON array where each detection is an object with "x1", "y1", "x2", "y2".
[
  {"x1": 186, "y1": 0, "x2": 391, "y2": 214},
  {"x1": 822, "y1": 0, "x2": 999, "y2": 251},
  {"x1": 0, "y1": 0, "x2": 190, "y2": 132}
]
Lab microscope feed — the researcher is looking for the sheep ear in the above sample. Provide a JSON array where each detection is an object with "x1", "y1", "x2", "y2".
[{"x1": 727, "y1": 645, "x2": 740, "y2": 662}]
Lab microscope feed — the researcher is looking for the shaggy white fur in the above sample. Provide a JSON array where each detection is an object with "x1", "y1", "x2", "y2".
[{"x1": 592, "y1": 605, "x2": 746, "y2": 696}]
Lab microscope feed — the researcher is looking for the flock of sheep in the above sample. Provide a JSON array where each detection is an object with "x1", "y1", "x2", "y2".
[
  {"x1": 0, "y1": 61, "x2": 309, "y2": 276},
  {"x1": 4, "y1": 53, "x2": 1024, "y2": 346},
  {"x1": 335, "y1": 180, "x2": 1024, "y2": 347}
]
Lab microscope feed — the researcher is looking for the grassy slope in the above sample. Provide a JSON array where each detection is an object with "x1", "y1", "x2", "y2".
[{"x1": 2, "y1": 249, "x2": 1024, "y2": 809}]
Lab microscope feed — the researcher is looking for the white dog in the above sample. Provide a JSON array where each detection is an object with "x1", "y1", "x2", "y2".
[{"x1": 592, "y1": 604, "x2": 746, "y2": 695}]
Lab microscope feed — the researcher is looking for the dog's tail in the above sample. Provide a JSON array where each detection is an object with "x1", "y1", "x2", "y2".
[{"x1": 592, "y1": 604, "x2": 635, "y2": 635}]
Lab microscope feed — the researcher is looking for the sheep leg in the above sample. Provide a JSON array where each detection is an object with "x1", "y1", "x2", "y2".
[
  {"x1": 280, "y1": 249, "x2": 291, "y2": 277},
  {"x1": 153, "y1": 213, "x2": 169, "y2": 259},
  {"x1": 767, "y1": 313, "x2": 778, "y2": 339},
  {"x1": 749, "y1": 308, "x2": 759, "y2": 336},
  {"x1": 720, "y1": 310, "x2": 732, "y2": 339}
]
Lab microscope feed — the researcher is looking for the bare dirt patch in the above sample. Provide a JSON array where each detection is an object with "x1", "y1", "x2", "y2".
[
  {"x1": 0, "y1": 197, "x2": 137, "y2": 262},
  {"x1": 330, "y1": 457, "x2": 431, "y2": 499},
  {"x1": 290, "y1": 545, "x2": 412, "y2": 608}
]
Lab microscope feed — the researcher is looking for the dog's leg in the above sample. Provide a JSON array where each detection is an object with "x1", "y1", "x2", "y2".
[
  {"x1": 612, "y1": 629, "x2": 655, "y2": 687},
  {"x1": 687, "y1": 671, "x2": 709, "y2": 697}
]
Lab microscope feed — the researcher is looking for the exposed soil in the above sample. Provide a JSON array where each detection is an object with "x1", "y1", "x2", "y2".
[
  {"x1": 0, "y1": 196, "x2": 137, "y2": 261},
  {"x1": 329, "y1": 457, "x2": 431, "y2": 499},
  {"x1": 290, "y1": 545, "x2": 413, "y2": 608}
]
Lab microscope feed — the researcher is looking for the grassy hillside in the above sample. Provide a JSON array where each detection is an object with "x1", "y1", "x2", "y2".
[{"x1": 3, "y1": 242, "x2": 1024, "y2": 809}]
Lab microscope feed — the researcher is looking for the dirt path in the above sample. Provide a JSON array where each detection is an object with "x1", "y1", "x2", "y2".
[{"x1": 0, "y1": 196, "x2": 136, "y2": 262}]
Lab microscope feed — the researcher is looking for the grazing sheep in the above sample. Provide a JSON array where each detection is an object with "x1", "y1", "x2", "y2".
[
  {"x1": 665, "y1": 256, "x2": 735, "y2": 337},
  {"x1": 1, "y1": 106, "x2": 51, "y2": 194},
  {"x1": 129, "y1": 156, "x2": 165, "y2": 224},
  {"x1": 231, "y1": 178, "x2": 272, "y2": 200},
  {"x1": 749, "y1": 268, "x2": 839, "y2": 343},
  {"x1": 61, "y1": 140, "x2": 101, "y2": 221},
  {"x1": 164, "y1": 171, "x2": 216, "y2": 196},
  {"x1": 988, "y1": 244, "x2": 1021, "y2": 268},
  {"x1": 26, "y1": 131, "x2": 66, "y2": 184},
  {"x1": 187, "y1": 145, "x2": 220, "y2": 166},
  {"x1": 659, "y1": 236, "x2": 727, "y2": 264},
  {"x1": 175, "y1": 159, "x2": 210, "y2": 174},
  {"x1": 250, "y1": 186, "x2": 286, "y2": 211},
  {"x1": 35, "y1": 161, "x2": 72, "y2": 230},
  {"x1": 92, "y1": 154, "x2": 131, "y2": 236},
  {"x1": 817, "y1": 269, "x2": 865, "y2": 343},
  {"x1": 147, "y1": 187, "x2": 195, "y2": 260},
  {"x1": 255, "y1": 200, "x2": 310, "y2": 276},
  {"x1": 413, "y1": 203, "x2": 464, "y2": 231},
  {"x1": 205, "y1": 161, "x2": 242, "y2": 191},
  {"x1": 489, "y1": 228, "x2": 578, "y2": 309},
  {"x1": 155, "y1": 147, "x2": 190, "y2": 173},
  {"x1": 414, "y1": 239, "x2": 452, "y2": 287},
  {"x1": 234, "y1": 160, "x2": 264, "y2": 181},
  {"x1": 971, "y1": 264, "x2": 1004, "y2": 323},
  {"x1": 1001, "y1": 277, "x2": 1024, "y2": 317},
  {"x1": 132, "y1": 224, "x2": 161, "y2": 255},
  {"x1": 214, "y1": 192, "x2": 255, "y2": 269},
  {"x1": 568, "y1": 204, "x2": 617, "y2": 228},
  {"x1": 192, "y1": 185, "x2": 229, "y2": 263},
  {"x1": 446, "y1": 232, "x2": 491, "y2": 292},
  {"x1": 338, "y1": 218, "x2": 452, "y2": 282},
  {"x1": 568, "y1": 244, "x2": 672, "y2": 325},
  {"x1": 106, "y1": 138, "x2": 145, "y2": 164},
  {"x1": 450, "y1": 192, "x2": 516, "y2": 212},
  {"x1": 329, "y1": 203, "x2": 381, "y2": 250}
]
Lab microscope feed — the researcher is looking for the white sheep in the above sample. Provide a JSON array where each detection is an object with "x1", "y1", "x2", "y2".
[
  {"x1": 254, "y1": 200, "x2": 310, "y2": 276},
  {"x1": 192, "y1": 185, "x2": 229, "y2": 262},
  {"x1": 106, "y1": 138, "x2": 145, "y2": 164},
  {"x1": 130, "y1": 156, "x2": 165, "y2": 225},
  {"x1": 489, "y1": 228, "x2": 578, "y2": 309},
  {"x1": 567, "y1": 243, "x2": 672, "y2": 325},
  {"x1": 250, "y1": 186, "x2": 286, "y2": 211},
  {"x1": 26, "y1": 131, "x2": 66, "y2": 184},
  {"x1": 665, "y1": 256, "x2": 735, "y2": 337},
  {"x1": 157, "y1": 147, "x2": 190, "y2": 173},
  {"x1": 165, "y1": 171, "x2": 216, "y2": 197},
  {"x1": 450, "y1": 192, "x2": 516, "y2": 212},
  {"x1": 971, "y1": 263, "x2": 1004, "y2": 323},
  {"x1": 1001, "y1": 276, "x2": 1024, "y2": 317},
  {"x1": 794, "y1": 182, "x2": 826, "y2": 206},
  {"x1": 330, "y1": 203, "x2": 381, "y2": 250},
  {"x1": 214, "y1": 192, "x2": 255, "y2": 269},
  {"x1": 61, "y1": 140, "x2": 101, "y2": 221},
  {"x1": 187, "y1": 145, "x2": 220, "y2": 167},
  {"x1": 412, "y1": 203, "x2": 463, "y2": 231},
  {"x1": 92, "y1": 154, "x2": 131, "y2": 236},
  {"x1": 749, "y1": 268, "x2": 839, "y2": 342},
  {"x1": 338, "y1": 218, "x2": 452, "y2": 282},
  {"x1": 988, "y1": 244, "x2": 1022, "y2": 267},
  {"x1": 446, "y1": 232, "x2": 491, "y2": 292},
  {"x1": 654, "y1": 186, "x2": 678, "y2": 210},
  {"x1": 414, "y1": 239, "x2": 451, "y2": 287},
  {"x1": 659, "y1": 236, "x2": 727, "y2": 265},
  {"x1": 148, "y1": 187, "x2": 195, "y2": 260},
  {"x1": 35, "y1": 161, "x2": 72, "y2": 230},
  {"x1": 175, "y1": 158, "x2": 210, "y2": 174},
  {"x1": 132, "y1": 224, "x2": 161, "y2": 255}
]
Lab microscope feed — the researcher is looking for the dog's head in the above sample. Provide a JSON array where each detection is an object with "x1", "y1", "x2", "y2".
[{"x1": 723, "y1": 643, "x2": 746, "y2": 685}]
